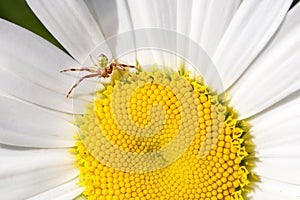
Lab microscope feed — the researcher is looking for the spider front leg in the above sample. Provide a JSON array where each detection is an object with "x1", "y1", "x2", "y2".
[
  {"x1": 114, "y1": 63, "x2": 136, "y2": 71},
  {"x1": 66, "y1": 73, "x2": 99, "y2": 98},
  {"x1": 110, "y1": 63, "x2": 136, "y2": 80},
  {"x1": 60, "y1": 68, "x2": 98, "y2": 73}
]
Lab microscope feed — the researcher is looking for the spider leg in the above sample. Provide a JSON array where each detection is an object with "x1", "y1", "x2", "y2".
[
  {"x1": 118, "y1": 63, "x2": 135, "y2": 68},
  {"x1": 114, "y1": 64, "x2": 126, "y2": 71},
  {"x1": 66, "y1": 73, "x2": 99, "y2": 98},
  {"x1": 106, "y1": 57, "x2": 115, "y2": 68},
  {"x1": 115, "y1": 63, "x2": 136, "y2": 71},
  {"x1": 60, "y1": 68, "x2": 98, "y2": 73}
]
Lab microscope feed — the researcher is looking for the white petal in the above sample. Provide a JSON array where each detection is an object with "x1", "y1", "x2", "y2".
[
  {"x1": 253, "y1": 158, "x2": 300, "y2": 187},
  {"x1": 127, "y1": 0, "x2": 176, "y2": 30},
  {"x1": 250, "y1": 93, "x2": 300, "y2": 156},
  {"x1": 0, "y1": 67, "x2": 86, "y2": 114},
  {"x1": 83, "y1": 0, "x2": 121, "y2": 38},
  {"x1": 189, "y1": 0, "x2": 241, "y2": 57},
  {"x1": 249, "y1": 92, "x2": 300, "y2": 184},
  {"x1": 176, "y1": 0, "x2": 193, "y2": 36},
  {"x1": 0, "y1": 93, "x2": 74, "y2": 123},
  {"x1": 26, "y1": 0, "x2": 106, "y2": 63},
  {"x1": 249, "y1": 177, "x2": 300, "y2": 200},
  {"x1": 0, "y1": 19, "x2": 96, "y2": 101},
  {"x1": 248, "y1": 188, "x2": 283, "y2": 200},
  {"x1": 180, "y1": 0, "x2": 241, "y2": 92},
  {"x1": 83, "y1": 0, "x2": 136, "y2": 56},
  {"x1": 0, "y1": 148, "x2": 74, "y2": 179},
  {"x1": 127, "y1": 0, "x2": 177, "y2": 66},
  {"x1": 0, "y1": 96, "x2": 76, "y2": 148},
  {"x1": 1, "y1": 164, "x2": 78, "y2": 200},
  {"x1": 229, "y1": 3, "x2": 300, "y2": 118},
  {"x1": 28, "y1": 178, "x2": 83, "y2": 200},
  {"x1": 213, "y1": 0, "x2": 292, "y2": 90},
  {"x1": 74, "y1": 196, "x2": 87, "y2": 200}
]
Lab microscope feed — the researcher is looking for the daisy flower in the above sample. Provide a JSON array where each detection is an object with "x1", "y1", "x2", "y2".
[{"x1": 1, "y1": 0, "x2": 300, "y2": 200}]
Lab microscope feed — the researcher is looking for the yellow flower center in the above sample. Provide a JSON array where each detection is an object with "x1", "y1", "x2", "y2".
[{"x1": 71, "y1": 66, "x2": 255, "y2": 200}]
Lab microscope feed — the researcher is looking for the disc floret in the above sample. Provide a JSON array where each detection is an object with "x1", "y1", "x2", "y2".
[{"x1": 71, "y1": 66, "x2": 255, "y2": 200}]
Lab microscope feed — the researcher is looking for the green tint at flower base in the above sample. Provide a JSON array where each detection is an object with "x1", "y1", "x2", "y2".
[{"x1": 70, "y1": 65, "x2": 256, "y2": 200}]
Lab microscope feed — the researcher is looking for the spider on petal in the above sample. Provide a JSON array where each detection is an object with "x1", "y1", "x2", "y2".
[{"x1": 60, "y1": 54, "x2": 136, "y2": 98}]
